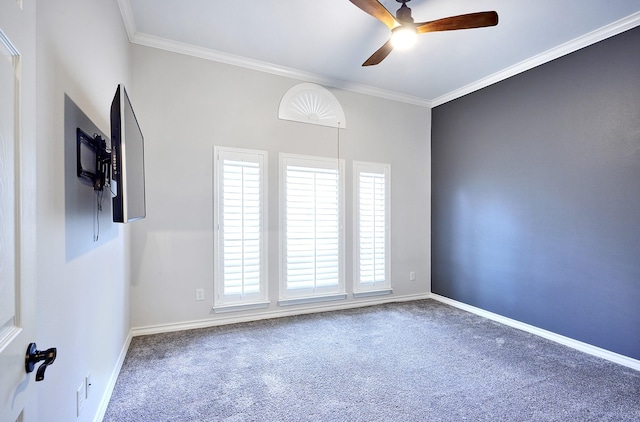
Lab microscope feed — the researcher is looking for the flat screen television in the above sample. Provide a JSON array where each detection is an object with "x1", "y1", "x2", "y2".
[{"x1": 111, "y1": 84, "x2": 146, "y2": 223}]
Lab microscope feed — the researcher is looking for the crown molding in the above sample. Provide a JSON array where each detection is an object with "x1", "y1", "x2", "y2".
[
  {"x1": 117, "y1": 0, "x2": 428, "y2": 106},
  {"x1": 117, "y1": 0, "x2": 639, "y2": 109},
  {"x1": 432, "y1": 11, "x2": 640, "y2": 107},
  {"x1": 116, "y1": 0, "x2": 137, "y2": 41},
  {"x1": 130, "y1": 32, "x2": 432, "y2": 108}
]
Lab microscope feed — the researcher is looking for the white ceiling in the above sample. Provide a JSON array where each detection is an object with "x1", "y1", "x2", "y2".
[{"x1": 120, "y1": 0, "x2": 640, "y2": 106}]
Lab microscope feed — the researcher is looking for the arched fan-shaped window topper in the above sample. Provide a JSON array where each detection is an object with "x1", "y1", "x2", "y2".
[{"x1": 278, "y1": 83, "x2": 346, "y2": 129}]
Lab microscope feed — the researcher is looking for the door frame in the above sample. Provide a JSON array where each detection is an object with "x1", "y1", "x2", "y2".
[{"x1": 0, "y1": 0, "x2": 38, "y2": 420}]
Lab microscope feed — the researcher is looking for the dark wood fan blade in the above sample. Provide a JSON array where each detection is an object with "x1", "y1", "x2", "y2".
[
  {"x1": 349, "y1": 0, "x2": 398, "y2": 30},
  {"x1": 416, "y1": 11, "x2": 498, "y2": 34},
  {"x1": 362, "y1": 38, "x2": 394, "y2": 66}
]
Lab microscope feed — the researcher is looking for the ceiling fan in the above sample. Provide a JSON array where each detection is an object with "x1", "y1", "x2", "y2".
[{"x1": 349, "y1": 0, "x2": 498, "y2": 66}]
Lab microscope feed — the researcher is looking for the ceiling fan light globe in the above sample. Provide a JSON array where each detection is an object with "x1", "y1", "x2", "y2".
[{"x1": 391, "y1": 26, "x2": 417, "y2": 50}]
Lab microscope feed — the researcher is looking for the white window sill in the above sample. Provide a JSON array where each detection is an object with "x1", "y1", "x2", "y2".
[
  {"x1": 278, "y1": 293, "x2": 347, "y2": 307},
  {"x1": 353, "y1": 288, "x2": 393, "y2": 298},
  {"x1": 213, "y1": 300, "x2": 271, "y2": 314}
]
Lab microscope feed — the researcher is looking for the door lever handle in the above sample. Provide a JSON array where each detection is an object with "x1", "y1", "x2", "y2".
[{"x1": 25, "y1": 342, "x2": 57, "y2": 381}]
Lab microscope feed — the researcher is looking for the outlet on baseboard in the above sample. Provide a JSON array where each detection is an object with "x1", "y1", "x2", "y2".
[
  {"x1": 85, "y1": 372, "x2": 92, "y2": 399},
  {"x1": 196, "y1": 288, "x2": 205, "y2": 301}
]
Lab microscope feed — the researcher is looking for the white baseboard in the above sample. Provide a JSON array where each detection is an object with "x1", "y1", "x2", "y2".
[
  {"x1": 93, "y1": 330, "x2": 133, "y2": 422},
  {"x1": 132, "y1": 293, "x2": 431, "y2": 337},
  {"x1": 429, "y1": 293, "x2": 640, "y2": 372}
]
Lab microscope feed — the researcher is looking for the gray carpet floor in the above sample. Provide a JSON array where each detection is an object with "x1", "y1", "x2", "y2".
[{"x1": 103, "y1": 300, "x2": 640, "y2": 421}]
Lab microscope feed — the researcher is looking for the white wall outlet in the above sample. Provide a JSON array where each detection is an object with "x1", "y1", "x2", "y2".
[
  {"x1": 85, "y1": 372, "x2": 92, "y2": 399},
  {"x1": 77, "y1": 382, "x2": 86, "y2": 416},
  {"x1": 196, "y1": 288, "x2": 205, "y2": 301},
  {"x1": 409, "y1": 271, "x2": 416, "y2": 281}
]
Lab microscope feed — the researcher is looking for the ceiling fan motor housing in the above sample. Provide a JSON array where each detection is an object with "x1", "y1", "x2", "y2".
[{"x1": 396, "y1": 2, "x2": 414, "y2": 23}]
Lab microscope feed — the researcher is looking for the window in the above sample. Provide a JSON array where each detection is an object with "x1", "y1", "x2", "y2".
[
  {"x1": 280, "y1": 153, "x2": 345, "y2": 304},
  {"x1": 213, "y1": 146, "x2": 268, "y2": 310},
  {"x1": 354, "y1": 161, "x2": 391, "y2": 295}
]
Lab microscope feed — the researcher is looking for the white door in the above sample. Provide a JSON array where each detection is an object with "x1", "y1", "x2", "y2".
[{"x1": 0, "y1": 0, "x2": 38, "y2": 421}]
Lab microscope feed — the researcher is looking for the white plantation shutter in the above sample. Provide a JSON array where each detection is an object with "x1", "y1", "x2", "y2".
[
  {"x1": 281, "y1": 154, "x2": 345, "y2": 298},
  {"x1": 354, "y1": 162, "x2": 390, "y2": 292},
  {"x1": 222, "y1": 160, "x2": 261, "y2": 295},
  {"x1": 214, "y1": 147, "x2": 267, "y2": 306}
]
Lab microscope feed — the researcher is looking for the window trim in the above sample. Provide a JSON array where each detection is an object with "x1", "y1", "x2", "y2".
[
  {"x1": 213, "y1": 146, "x2": 269, "y2": 309},
  {"x1": 279, "y1": 153, "x2": 346, "y2": 301},
  {"x1": 353, "y1": 161, "x2": 391, "y2": 294}
]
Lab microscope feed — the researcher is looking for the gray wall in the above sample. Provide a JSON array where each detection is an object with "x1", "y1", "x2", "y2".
[{"x1": 431, "y1": 26, "x2": 640, "y2": 360}]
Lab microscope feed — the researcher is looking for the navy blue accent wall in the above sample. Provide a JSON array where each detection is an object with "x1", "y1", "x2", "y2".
[{"x1": 431, "y1": 26, "x2": 640, "y2": 360}]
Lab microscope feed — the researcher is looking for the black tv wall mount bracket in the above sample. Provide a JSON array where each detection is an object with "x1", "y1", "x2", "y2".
[{"x1": 77, "y1": 127, "x2": 111, "y2": 191}]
